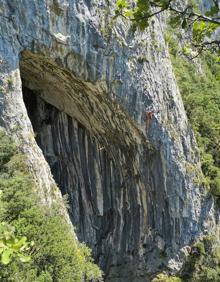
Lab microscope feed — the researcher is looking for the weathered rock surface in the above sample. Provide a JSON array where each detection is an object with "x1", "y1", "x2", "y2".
[{"x1": 0, "y1": 0, "x2": 216, "y2": 281}]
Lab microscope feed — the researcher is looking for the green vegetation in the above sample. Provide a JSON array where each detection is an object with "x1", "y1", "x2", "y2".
[
  {"x1": 0, "y1": 129, "x2": 102, "y2": 281},
  {"x1": 0, "y1": 221, "x2": 32, "y2": 265},
  {"x1": 181, "y1": 236, "x2": 220, "y2": 281},
  {"x1": 166, "y1": 31, "x2": 220, "y2": 202},
  {"x1": 153, "y1": 236, "x2": 220, "y2": 281},
  {"x1": 7, "y1": 79, "x2": 13, "y2": 90},
  {"x1": 152, "y1": 273, "x2": 183, "y2": 282}
]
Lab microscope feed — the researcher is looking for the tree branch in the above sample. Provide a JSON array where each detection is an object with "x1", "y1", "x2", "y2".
[{"x1": 133, "y1": 1, "x2": 220, "y2": 25}]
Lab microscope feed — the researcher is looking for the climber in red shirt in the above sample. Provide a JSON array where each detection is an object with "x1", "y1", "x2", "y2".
[{"x1": 145, "y1": 110, "x2": 154, "y2": 130}]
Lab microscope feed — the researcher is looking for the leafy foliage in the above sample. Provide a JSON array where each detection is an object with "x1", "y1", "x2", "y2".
[
  {"x1": 115, "y1": 0, "x2": 220, "y2": 55},
  {"x1": 152, "y1": 273, "x2": 183, "y2": 282},
  {"x1": 0, "y1": 221, "x2": 32, "y2": 265},
  {"x1": 0, "y1": 129, "x2": 102, "y2": 281},
  {"x1": 192, "y1": 21, "x2": 218, "y2": 44}
]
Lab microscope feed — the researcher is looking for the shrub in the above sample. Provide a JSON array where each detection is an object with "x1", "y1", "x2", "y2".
[
  {"x1": 180, "y1": 237, "x2": 220, "y2": 282},
  {"x1": 152, "y1": 273, "x2": 183, "y2": 282}
]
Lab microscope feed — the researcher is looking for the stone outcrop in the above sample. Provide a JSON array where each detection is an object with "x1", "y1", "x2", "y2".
[{"x1": 0, "y1": 1, "x2": 216, "y2": 281}]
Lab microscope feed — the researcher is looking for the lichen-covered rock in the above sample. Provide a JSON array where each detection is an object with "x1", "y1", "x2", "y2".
[{"x1": 0, "y1": 0, "x2": 216, "y2": 281}]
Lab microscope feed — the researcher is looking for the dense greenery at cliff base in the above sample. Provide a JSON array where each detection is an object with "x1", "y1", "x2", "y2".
[
  {"x1": 0, "y1": 130, "x2": 102, "y2": 281},
  {"x1": 152, "y1": 235, "x2": 220, "y2": 282}
]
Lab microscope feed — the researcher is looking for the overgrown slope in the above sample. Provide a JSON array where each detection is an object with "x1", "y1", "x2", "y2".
[
  {"x1": 166, "y1": 31, "x2": 220, "y2": 203},
  {"x1": 0, "y1": 130, "x2": 102, "y2": 282}
]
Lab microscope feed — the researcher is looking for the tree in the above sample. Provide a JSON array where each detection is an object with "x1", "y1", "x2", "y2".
[{"x1": 115, "y1": 0, "x2": 220, "y2": 57}]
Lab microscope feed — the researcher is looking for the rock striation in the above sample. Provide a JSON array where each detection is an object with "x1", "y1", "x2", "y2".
[{"x1": 0, "y1": 0, "x2": 216, "y2": 281}]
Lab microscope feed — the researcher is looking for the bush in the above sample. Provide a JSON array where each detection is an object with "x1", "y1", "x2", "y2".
[
  {"x1": 152, "y1": 273, "x2": 183, "y2": 282},
  {"x1": 180, "y1": 237, "x2": 220, "y2": 282}
]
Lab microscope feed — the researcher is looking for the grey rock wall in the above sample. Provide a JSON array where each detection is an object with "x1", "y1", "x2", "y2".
[{"x1": 0, "y1": 0, "x2": 216, "y2": 280}]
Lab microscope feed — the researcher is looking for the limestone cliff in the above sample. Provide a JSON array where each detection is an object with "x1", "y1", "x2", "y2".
[{"x1": 0, "y1": 0, "x2": 216, "y2": 281}]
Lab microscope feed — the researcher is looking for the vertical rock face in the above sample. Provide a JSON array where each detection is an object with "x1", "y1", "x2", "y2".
[{"x1": 0, "y1": 0, "x2": 216, "y2": 280}]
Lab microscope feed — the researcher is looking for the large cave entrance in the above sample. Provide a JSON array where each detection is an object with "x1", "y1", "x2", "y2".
[
  {"x1": 20, "y1": 51, "x2": 173, "y2": 281},
  {"x1": 22, "y1": 84, "x2": 148, "y2": 279},
  {"x1": 22, "y1": 85, "x2": 118, "y2": 246}
]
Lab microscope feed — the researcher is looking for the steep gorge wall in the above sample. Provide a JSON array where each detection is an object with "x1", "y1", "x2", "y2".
[{"x1": 0, "y1": 0, "x2": 216, "y2": 280}]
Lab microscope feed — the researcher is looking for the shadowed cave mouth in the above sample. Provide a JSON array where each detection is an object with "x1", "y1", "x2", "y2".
[
  {"x1": 20, "y1": 53, "x2": 175, "y2": 278},
  {"x1": 21, "y1": 83, "x2": 173, "y2": 270},
  {"x1": 21, "y1": 83, "x2": 130, "y2": 271},
  {"x1": 22, "y1": 85, "x2": 120, "y2": 236}
]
